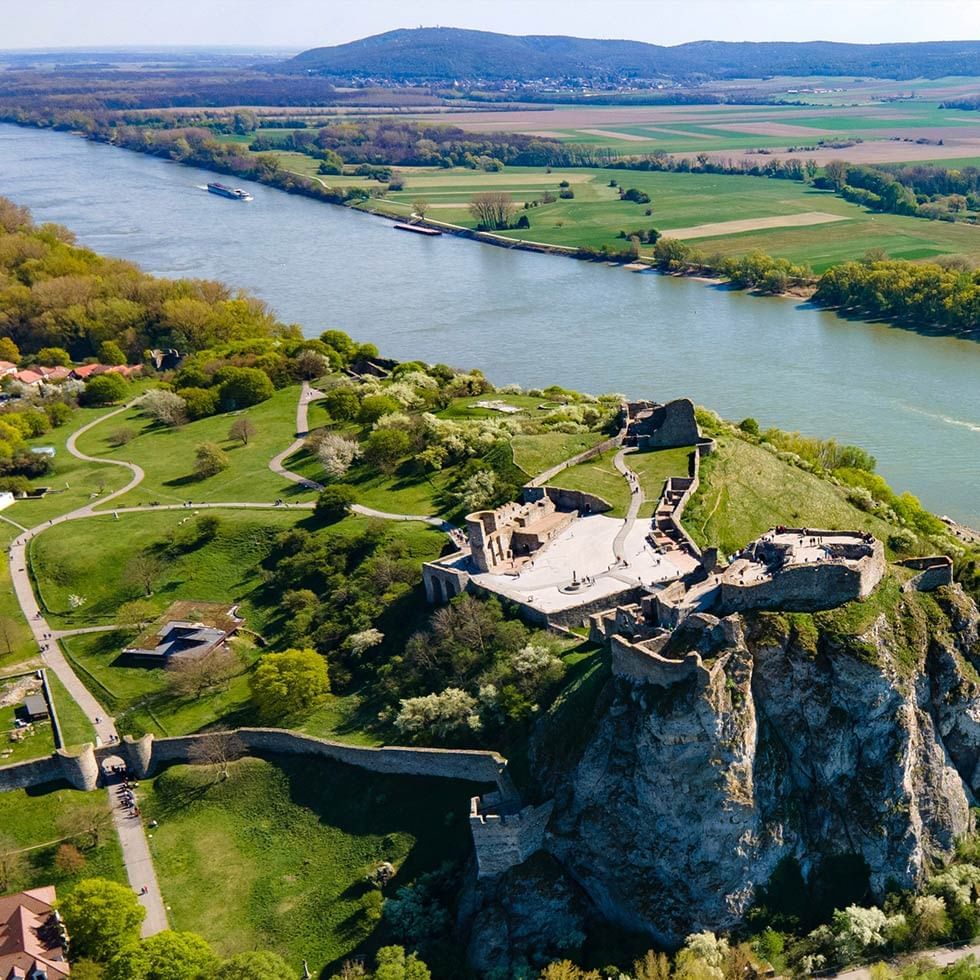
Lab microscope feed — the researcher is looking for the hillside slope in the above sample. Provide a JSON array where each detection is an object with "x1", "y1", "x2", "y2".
[{"x1": 289, "y1": 28, "x2": 980, "y2": 81}]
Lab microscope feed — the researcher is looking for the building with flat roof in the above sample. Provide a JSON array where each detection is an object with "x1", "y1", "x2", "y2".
[{"x1": 122, "y1": 602, "x2": 242, "y2": 668}]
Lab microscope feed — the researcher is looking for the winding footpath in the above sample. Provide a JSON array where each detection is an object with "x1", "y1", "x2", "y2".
[
  {"x1": 612, "y1": 446, "x2": 644, "y2": 561},
  {"x1": 6, "y1": 385, "x2": 459, "y2": 935},
  {"x1": 7, "y1": 398, "x2": 168, "y2": 935},
  {"x1": 268, "y1": 382, "x2": 457, "y2": 532}
]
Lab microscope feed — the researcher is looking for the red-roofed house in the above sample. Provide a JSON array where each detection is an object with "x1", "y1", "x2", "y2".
[
  {"x1": 37, "y1": 367, "x2": 71, "y2": 382},
  {"x1": 0, "y1": 361, "x2": 17, "y2": 378},
  {"x1": 67, "y1": 364, "x2": 102, "y2": 381},
  {"x1": 0, "y1": 886, "x2": 70, "y2": 980},
  {"x1": 12, "y1": 371, "x2": 44, "y2": 387}
]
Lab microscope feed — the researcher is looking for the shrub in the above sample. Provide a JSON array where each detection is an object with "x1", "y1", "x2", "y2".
[
  {"x1": 314, "y1": 484, "x2": 357, "y2": 522},
  {"x1": 323, "y1": 386, "x2": 361, "y2": 421},
  {"x1": 316, "y1": 433, "x2": 361, "y2": 479},
  {"x1": 178, "y1": 386, "x2": 220, "y2": 420},
  {"x1": 359, "y1": 394, "x2": 400, "y2": 424},
  {"x1": 194, "y1": 441, "x2": 230, "y2": 479},
  {"x1": 142, "y1": 389, "x2": 187, "y2": 426},
  {"x1": 215, "y1": 366, "x2": 274, "y2": 410}
]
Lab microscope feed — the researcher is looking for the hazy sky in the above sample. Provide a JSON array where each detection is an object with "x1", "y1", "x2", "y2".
[{"x1": 6, "y1": 0, "x2": 980, "y2": 50}]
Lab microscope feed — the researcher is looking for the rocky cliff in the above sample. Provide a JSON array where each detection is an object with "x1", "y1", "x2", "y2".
[{"x1": 473, "y1": 582, "x2": 980, "y2": 966}]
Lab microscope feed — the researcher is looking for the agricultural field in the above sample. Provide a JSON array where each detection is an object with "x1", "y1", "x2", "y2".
[
  {"x1": 142, "y1": 757, "x2": 480, "y2": 973},
  {"x1": 401, "y1": 95, "x2": 980, "y2": 162},
  {"x1": 313, "y1": 164, "x2": 980, "y2": 272}
]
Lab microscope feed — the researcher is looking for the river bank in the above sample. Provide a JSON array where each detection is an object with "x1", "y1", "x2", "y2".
[
  {"x1": 0, "y1": 119, "x2": 922, "y2": 325},
  {"x1": 1, "y1": 122, "x2": 977, "y2": 528}
]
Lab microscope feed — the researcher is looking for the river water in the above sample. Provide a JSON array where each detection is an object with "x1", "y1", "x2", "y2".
[{"x1": 1, "y1": 124, "x2": 978, "y2": 526}]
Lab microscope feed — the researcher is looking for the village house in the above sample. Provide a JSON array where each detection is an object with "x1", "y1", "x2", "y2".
[{"x1": 0, "y1": 886, "x2": 70, "y2": 980}]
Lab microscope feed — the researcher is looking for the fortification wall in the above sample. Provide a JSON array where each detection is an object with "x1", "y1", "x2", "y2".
[
  {"x1": 636, "y1": 399, "x2": 700, "y2": 450},
  {"x1": 718, "y1": 560, "x2": 872, "y2": 614},
  {"x1": 0, "y1": 742, "x2": 102, "y2": 793},
  {"x1": 0, "y1": 754, "x2": 65, "y2": 792},
  {"x1": 530, "y1": 485, "x2": 612, "y2": 516},
  {"x1": 610, "y1": 635, "x2": 705, "y2": 686},
  {"x1": 898, "y1": 556, "x2": 954, "y2": 592},
  {"x1": 469, "y1": 795, "x2": 555, "y2": 878},
  {"x1": 146, "y1": 728, "x2": 511, "y2": 793}
]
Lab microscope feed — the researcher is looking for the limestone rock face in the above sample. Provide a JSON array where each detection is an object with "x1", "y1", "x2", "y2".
[
  {"x1": 540, "y1": 588, "x2": 980, "y2": 945},
  {"x1": 459, "y1": 853, "x2": 591, "y2": 977}
]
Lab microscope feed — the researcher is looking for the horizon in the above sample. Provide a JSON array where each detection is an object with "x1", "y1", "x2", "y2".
[{"x1": 5, "y1": 0, "x2": 980, "y2": 51}]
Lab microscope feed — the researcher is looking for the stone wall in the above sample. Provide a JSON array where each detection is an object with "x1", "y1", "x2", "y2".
[
  {"x1": 610, "y1": 634, "x2": 705, "y2": 687},
  {"x1": 0, "y1": 744, "x2": 101, "y2": 792},
  {"x1": 0, "y1": 754, "x2": 64, "y2": 792},
  {"x1": 899, "y1": 556, "x2": 954, "y2": 592},
  {"x1": 718, "y1": 555, "x2": 882, "y2": 614},
  {"x1": 422, "y1": 561, "x2": 471, "y2": 604},
  {"x1": 524, "y1": 485, "x2": 612, "y2": 516},
  {"x1": 633, "y1": 399, "x2": 700, "y2": 450},
  {"x1": 469, "y1": 793, "x2": 555, "y2": 878}
]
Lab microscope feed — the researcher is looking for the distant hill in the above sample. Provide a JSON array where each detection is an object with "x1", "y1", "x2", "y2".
[{"x1": 288, "y1": 28, "x2": 980, "y2": 82}]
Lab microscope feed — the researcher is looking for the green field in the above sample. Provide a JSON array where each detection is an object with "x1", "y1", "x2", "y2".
[
  {"x1": 31, "y1": 509, "x2": 445, "y2": 739},
  {"x1": 544, "y1": 444, "x2": 694, "y2": 518},
  {"x1": 73, "y1": 385, "x2": 317, "y2": 510},
  {"x1": 0, "y1": 782, "x2": 125, "y2": 893},
  {"x1": 316, "y1": 164, "x2": 980, "y2": 272},
  {"x1": 0, "y1": 523, "x2": 36, "y2": 669},
  {"x1": 142, "y1": 757, "x2": 480, "y2": 973},
  {"x1": 5, "y1": 393, "x2": 150, "y2": 527}
]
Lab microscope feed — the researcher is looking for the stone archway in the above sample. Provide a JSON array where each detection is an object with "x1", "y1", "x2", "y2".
[{"x1": 99, "y1": 753, "x2": 127, "y2": 786}]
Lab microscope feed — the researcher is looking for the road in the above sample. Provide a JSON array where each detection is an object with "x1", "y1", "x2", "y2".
[{"x1": 830, "y1": 942, "x2": 980, "y2": 979}]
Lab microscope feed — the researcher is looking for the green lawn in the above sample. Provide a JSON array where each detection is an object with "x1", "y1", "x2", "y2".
[
  {"x1": 510, "y1": 432, "x2": 608, "y2": 479},
  {"x1": 142, "y1": 757, "x2": 481, "y2": 974},
  {"x1": 47, "y1": 669, "x2": 96, "y2": 750},
  {"x1": 30, "y1": 509, "x2": 308, "y2": 629},
  {"x1": 32, "y1": 510, "x2": 446, "y2": 740},
  {"x1": 0, "y1": 523, "x2": 36, "y2": 670},
  {"x1": 681, "y1": 434, "x2": 895, "y2": 556},
  {"x1": 0, "y1": 782, "x2": 126, "y2": 892},
  {"x1": 0, "y1": 704, "x2": 55, "y2": 764},
  {"x1": 4, "y1": 393, "x2": 151, "y2": 528},
  {"x1": 632, "y1": 446, "x2": 696, "y2": 518},
  {"x1": 59, "y1": 629, "x2": 259, "y2": 739},
  {"x1": 547, "y1": 449, "x2": 630, "y2": 517},
  {"x1": 72, "y1": 385, "x2": 317, "y2": 509}
]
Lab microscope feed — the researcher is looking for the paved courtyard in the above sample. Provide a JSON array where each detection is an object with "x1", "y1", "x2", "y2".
[{"x1": 471, "y1": 514, "x2": 698, "y2": 614}]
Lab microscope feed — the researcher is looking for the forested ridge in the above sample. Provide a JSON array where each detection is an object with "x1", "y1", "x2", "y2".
[{"x1": 289, "y1": 27, "x2": 980, "y2": 82}]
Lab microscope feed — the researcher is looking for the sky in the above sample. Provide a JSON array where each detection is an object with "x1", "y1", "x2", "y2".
[{"x1": 5, "y1": 0, "x2": 980, "y2": 50}]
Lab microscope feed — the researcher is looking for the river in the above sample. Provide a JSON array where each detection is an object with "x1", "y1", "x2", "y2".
[{"x1": 1, "y1": 124, "x2": 978, "y2": 526}]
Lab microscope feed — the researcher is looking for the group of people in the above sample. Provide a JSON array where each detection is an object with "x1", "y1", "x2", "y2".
[{"x1": 115, "y1": 774, "x2": 141, "y2": 818}]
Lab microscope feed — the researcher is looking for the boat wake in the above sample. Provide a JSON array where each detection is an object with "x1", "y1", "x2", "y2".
[{"x1": 904, "y1": 403, "x2": 980, "y2": 434}]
